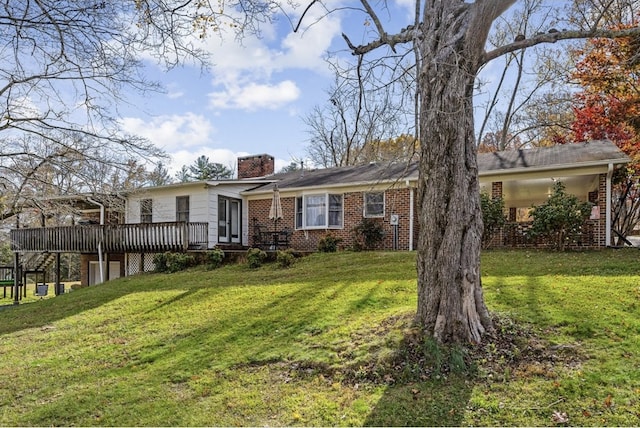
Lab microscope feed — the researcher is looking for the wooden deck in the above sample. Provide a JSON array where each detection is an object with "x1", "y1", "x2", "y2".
[{"x1": 10, "y1": 222, "x2": 209, "y2": 253}]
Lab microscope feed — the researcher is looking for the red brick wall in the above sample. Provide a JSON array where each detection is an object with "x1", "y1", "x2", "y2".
[
  {"x1": 249, "y1": 188, "x2": 416, "y2": 251},
  {"x1": 248, "y1": 174, "x2": 610, "y2": 252},
  {"x1": 491, "y1": 181, "x2": 503, "y2": 199},
  {"x1": 237, "y1": 154, "x2": 275, "y2": 179}
]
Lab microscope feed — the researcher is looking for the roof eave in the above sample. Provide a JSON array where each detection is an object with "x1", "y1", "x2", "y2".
[{"x1": 479, "y1": 158, "x2": 628, "y2": 178}]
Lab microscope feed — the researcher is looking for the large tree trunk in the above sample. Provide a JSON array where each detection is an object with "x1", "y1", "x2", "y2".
[{"x1": 414, "y1": 2, "x2": 507, "y2": 343}]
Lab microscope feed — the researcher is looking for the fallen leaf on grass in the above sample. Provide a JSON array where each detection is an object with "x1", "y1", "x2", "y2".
[{"x1": 552, "y1": 410, "x2": 569, "y2": 424}]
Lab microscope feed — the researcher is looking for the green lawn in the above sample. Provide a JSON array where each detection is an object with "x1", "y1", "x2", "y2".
[{"x1": 0, "y1": 249, "x2": 639, "y2": 426}]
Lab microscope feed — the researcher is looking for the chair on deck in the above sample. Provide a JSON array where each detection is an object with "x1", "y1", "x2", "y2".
[{"x1": 252, "y1": 221, "x2": 291, "y2": 250}]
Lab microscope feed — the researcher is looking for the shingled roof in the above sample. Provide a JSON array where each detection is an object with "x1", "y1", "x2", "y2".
[
  {"x1": 244, "y1": 140, "x2": 628, "y2": 194},
  {"x1": 477, "y1": 139, "x2": 628, "y2": 173}
]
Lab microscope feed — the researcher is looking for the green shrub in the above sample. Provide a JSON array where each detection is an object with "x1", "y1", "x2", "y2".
[
  {"x1": 276, "y1": 249, "x2": 296, "y2": 268},
  {"x1": 246, "y1": 248, "x2": 267, "y2": 269},
  {"x1": 152, "y1": 252, "x2": 169, "y2": 273},
  {"x1": 352, "y1": 218, "x2": 384, "y2": 250},
  {"x1": 0, "y1": 242, "x2": 12, "y2": 265},
  {"x1": 480, "y1": 193, "x2": 507, "y2": 249},
  {"x1": 530, "y1": 181, "x2": 592, "y2": 251},
  {"x1": 318, "y1": 234, "x2": 342, "y2": 252},
  {"x1": 166, "y1": 253, "x2": 196, "y2": 273},
  {"x1": 205, "y1": 248, "x2": 225, "y2": 270},
  {"x1": 153, "y1": 252, "x2": 196, "y2": 273}
]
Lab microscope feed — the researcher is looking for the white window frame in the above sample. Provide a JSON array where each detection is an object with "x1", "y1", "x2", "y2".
[
  {"x1": 295, "y1": 193, "x2": 343, "y2": 230},
  {"x1": 140, "y1": 198, "x2": 153, "y2": 223},
  {"x1": 363, "y1": 192, "x2": 385, "y2": 218},
  {"x1": 176, "y1": 196, "x2": 190, "y2": 222}
]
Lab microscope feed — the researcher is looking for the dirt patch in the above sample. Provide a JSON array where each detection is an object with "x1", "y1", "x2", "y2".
[{"x1": 339, "y1": 312, "x2": 586, "y2": 386}]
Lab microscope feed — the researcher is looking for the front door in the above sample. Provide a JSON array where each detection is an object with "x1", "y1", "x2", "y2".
[{"x1": 218, "y1": 197, "x2": 241, "y2": 244}]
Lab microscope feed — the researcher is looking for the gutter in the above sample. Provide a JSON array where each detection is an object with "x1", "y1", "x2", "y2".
[{"x1": 242, "y1": 178, "x2": 417, "y2": 197}]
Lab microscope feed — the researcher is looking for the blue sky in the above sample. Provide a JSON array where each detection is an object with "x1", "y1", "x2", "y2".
[
  {"x1": 116, "y1": 1, "x2": 530, "y2": 177},
  {"x1": 117, "y1": 1, "x2": 418, "y2": 176}
]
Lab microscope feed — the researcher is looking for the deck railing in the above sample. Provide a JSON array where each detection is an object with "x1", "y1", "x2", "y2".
[{"x1": 10, "y1": 222, "x2": 209, "y2": 253}]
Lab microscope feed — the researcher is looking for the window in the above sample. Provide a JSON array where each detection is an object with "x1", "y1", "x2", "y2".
[
  {"x1": 140, "y1": 199, "x2": 153, "y2": 223},
  {"x1": 295, "y1": 194, "x2": 343, "y2": 229},
  {"x1": 364, "y1": 192, "x2": 384, "y2": 217},
  {"x1": 176, "y1": 196, "x2": 190, "y2": 222}
]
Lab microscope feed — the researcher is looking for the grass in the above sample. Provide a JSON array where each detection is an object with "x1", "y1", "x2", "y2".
[{"x1": 0, "y1": 249, "x2": 639, "y2": 426}]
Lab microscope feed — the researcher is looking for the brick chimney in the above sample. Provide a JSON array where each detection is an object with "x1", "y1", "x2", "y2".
[{"x1": 237, "y1": 154, "x2": 275, "y2": 179}]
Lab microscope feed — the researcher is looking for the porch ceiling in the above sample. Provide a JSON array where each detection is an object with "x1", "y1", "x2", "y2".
[{"x1": 480, "y1": 174, "x2": 600, "y2": 208}]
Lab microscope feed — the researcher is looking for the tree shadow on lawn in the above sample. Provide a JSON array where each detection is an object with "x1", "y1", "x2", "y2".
[
  {"x1": 363, "y1": 376, "x2": 472, "y2": 426},
  {"x1": 352, "y1": 317, "x2": 475, "y2": 427},
  {"x1": 0, "y1": 271, "x2": 234, "y2": 335}
]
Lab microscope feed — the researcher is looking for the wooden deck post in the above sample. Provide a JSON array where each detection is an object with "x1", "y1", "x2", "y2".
[
  {"x1": 55, "y1": 253, "x2": 61, "y2": 296},
  {"x1": 13, "y1": 252, "x2": 19, "y2": 306}
]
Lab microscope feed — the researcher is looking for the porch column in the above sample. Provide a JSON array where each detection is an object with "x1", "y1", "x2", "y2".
[
  {"x1": 55, "y1": 253, "x2": 62, "y2": 295},
  {"x1": 492, "y1": 182, "x2": 504, "y2": 247},
  {"x1": 606, "y1": 164, "x2": 613, "y2": 246},
  {"x1": 491, "y1": 181, "x2": 503, "y2": 199}
]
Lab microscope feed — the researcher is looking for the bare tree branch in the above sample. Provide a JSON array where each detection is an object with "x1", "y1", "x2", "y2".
[{"x1": 483, "y1": 26, "x2": 640, "y2": 64}]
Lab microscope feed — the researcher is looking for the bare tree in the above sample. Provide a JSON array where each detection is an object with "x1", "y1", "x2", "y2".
[
  {"x1": 474, "y1": 0, "x2": 581, "y2": 151},
  {"x1": 0, "y1": 0, "x2": 277, "y2": 224},
  {"x1": 305, "y1": 54, "x2": 417, "y2": 167},
  {"x1": 148, "y1": 162, "x2": 173, "y2": 186}
]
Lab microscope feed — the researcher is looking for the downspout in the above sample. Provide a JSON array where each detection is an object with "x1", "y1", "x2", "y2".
[
  {"x1": 87, "y1": 197, "x2": 105, "y2": 284},
  {"x1": 605, "y1": 163, "x2": 613, "y2": 247},
  {"x1": 407, "y1": 180, "x2": 414, "y2": 251}
]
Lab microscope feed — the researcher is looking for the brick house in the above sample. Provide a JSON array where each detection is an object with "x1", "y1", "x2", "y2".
[
  {"x1": 8, "y1": 141, "x2": 629, "y2": 291},
  {"x1": 244, "y1": 140, "x2": 629, "y2": 251}
]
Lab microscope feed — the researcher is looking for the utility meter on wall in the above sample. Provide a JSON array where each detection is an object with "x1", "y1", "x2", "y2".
[{"x1": 390, "y1": 214, "x2": 399, "y2": 225}]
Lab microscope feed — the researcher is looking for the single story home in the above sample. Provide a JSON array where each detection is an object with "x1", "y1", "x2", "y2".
[
  {"x1": 244, "y1": 140, "x2": 629, "y2": 251},
  {"x1": 7, "y1": 140, "x2": 629, "y2": 289}
]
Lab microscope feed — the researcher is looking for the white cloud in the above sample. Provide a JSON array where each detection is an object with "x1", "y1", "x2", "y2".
[
  {"x1": 208, "y1": 80, "x2": 300, "y2": 110},
  {"x1": 200, "y1": 8, "x2": 342, "y2": 77},
  {"x1": 166, "y1": 90, "x2": 184, "y2": 99},
  {"x1": 191, "y1": 5, "x2": 343, "y2": 112},
  {"x1": 120, "y1": 113, "x2": 216, "y2": 152}
]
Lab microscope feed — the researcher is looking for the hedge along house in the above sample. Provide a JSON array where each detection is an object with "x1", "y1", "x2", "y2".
[
  {"x1": 244, "y1": 140, "x2": 629, "y2": 252},
  {"x1": 9, "y1": 155, "x2": 276, "y2": 289}
]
